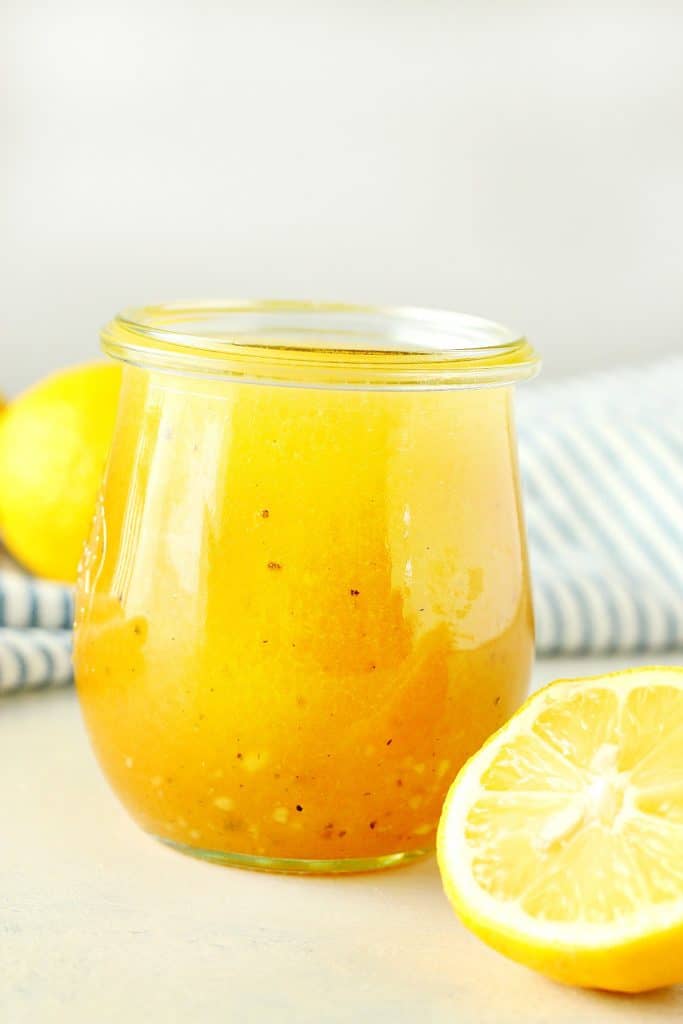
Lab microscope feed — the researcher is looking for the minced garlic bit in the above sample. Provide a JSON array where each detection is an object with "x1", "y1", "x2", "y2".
[
  {"x1": 213, "y1": 796, "x2": 234, "y2": 812},
  {"x1": 413, "y1": 823, "x2": 435, "y2": 836},
  {"x1": 241, "y1": 751, "x2": 268, "y2": 772}
]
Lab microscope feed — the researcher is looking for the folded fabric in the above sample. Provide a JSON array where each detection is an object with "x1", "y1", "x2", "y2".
[
  {"x1": 0, "y1": 553, "x2": 74, "y2": 691},
  {"x1": 0, "y1": 627, "x2": 73, "y2": 692},
  {"x1": 1, "y1": 357, "x2": 681, "y2": 693},
  {"x1": 517, "y1": 357, "x2": 683, "y2": 656},
  {"x1": 0, "y1": 559, "x2": 73, "y2": 629}
]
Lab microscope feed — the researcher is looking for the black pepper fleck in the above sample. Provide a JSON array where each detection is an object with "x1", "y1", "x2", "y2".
[
  {"x1": 350, "y1": 588, "x2": 360, "y2": 596},
  {"x1": 386, "y1": 739, "x2": 393, "y2": 746},
  {"x1": 261, "y1": 509, "x2": 270, "y2": 518},
  {"x1": 296, "y1": 804, "x2": 303, "y2": 812},
  {"x1": 369, "y1": 821, "x2": 377, "y2": 830},
  {"x1": 494, "y1": 696, "x2": 501, "y2": 706},
  {"x1": 337, "y1": 830, "x2": 347, "y2": 838},
  {"x1": 267, "y1": 561, "x2": 282, "y2": 570},
  {"x1": 236, "y1": 752, "x2": 243, "y2": 760}
]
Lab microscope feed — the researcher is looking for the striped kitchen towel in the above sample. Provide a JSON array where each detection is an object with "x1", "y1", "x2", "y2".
[
  {"x1": 0, "y1": 551, "x2": 74, "y2": 692},
  {"x1": 0, "y1": 357, "x2": 681, "y2": 692},
  {"x1": 0, "y1": 627, "x2": 73, "y2": 692},
  {"x1": 517, "y1": 356, "x2": 683, "y2": 655}
]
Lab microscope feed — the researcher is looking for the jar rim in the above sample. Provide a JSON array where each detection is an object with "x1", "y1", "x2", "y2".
[{"x1": 101, "y1": 299, "x2": 540, "y2": 390}]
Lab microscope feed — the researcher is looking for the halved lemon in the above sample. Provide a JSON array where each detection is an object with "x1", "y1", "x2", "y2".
[{"x1": 437, "y1": 666, "x2": 683, "y2": 992}]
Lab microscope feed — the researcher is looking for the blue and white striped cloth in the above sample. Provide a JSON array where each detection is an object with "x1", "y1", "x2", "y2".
[
  {"x1": 0, "y1": 551, "x2": 73, "y2": 692},
  {"x1": 1, "y1": 358, "x2": 681, "y2": 692},
  {"x1": 518, "y1": 357, "x2": 683, "y2": 655}
]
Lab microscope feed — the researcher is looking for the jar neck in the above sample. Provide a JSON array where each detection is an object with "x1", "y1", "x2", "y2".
[{"x1": 101, "y1": 301, "x2": 540, "y2": 391}]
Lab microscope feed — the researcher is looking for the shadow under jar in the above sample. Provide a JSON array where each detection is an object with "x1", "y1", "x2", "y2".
[{"x1": 74, "y1": 301, "x2": 539, "y2": 874}]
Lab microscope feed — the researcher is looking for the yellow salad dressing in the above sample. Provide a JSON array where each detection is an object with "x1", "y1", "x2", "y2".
[{"x1": 74, "y1": 302, "x2": 537, "y2": 872}]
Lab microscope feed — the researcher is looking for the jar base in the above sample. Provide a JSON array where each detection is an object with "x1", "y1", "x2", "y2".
[{"x1": 157, "y1": 836, "x2": 433, "y2": 875}]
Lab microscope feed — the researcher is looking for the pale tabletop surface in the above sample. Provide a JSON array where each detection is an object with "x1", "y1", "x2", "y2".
[{"x1": 3, "y1": 653, "x2": 683, "y2": 1023}]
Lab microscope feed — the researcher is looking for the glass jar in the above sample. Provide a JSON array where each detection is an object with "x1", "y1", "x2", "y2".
[{"x1": 74, "y1": 301, "x2": 539, "y2": 874}]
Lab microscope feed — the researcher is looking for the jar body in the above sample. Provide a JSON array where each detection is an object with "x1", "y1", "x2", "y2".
[{"x1": 75, "y1": 366, "x2": 534, "y2": 872}]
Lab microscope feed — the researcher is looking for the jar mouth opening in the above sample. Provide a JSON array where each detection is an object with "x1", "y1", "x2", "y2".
[{"x1": 101, "y1": 300, "x2": 540, "y2": 390}]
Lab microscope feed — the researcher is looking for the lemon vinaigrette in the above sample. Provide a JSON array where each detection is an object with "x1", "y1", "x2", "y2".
[{"x1": 74, "y1": 301, "x2": 539, "y2": 872}]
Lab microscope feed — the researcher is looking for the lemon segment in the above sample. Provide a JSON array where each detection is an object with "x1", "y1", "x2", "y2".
[{"x1": 437, "y1": 667, "x2": 683, "y2": 992}]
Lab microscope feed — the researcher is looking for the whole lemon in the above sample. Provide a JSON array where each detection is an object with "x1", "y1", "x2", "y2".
[{"x1": 0, "y1": 363, "x2": 122, "y2": 582}]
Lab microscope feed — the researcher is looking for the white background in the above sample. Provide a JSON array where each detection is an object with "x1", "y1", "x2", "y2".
[{"x1": 3, "y1": 0, "x2": 683, "y2": 395}]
